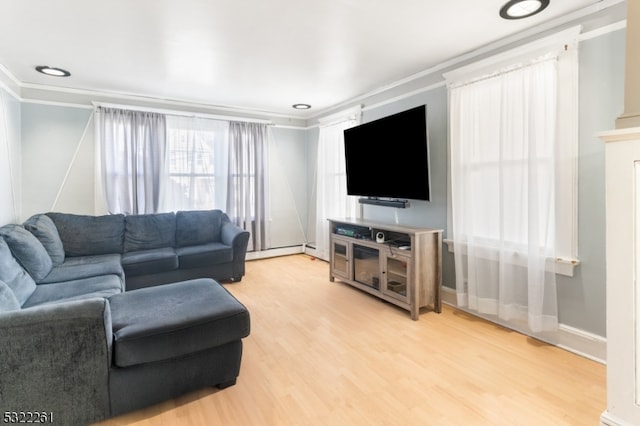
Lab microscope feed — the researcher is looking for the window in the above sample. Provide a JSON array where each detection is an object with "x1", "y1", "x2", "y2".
[
  {"x1": 444, "y1": 27, "x2": 580, "y2": 332},
  {"x1": 450, "y1": 58, "x2": 557, "y2": 251},
  {"x1": 445, "y1": 26, "x2": 580, "y2": 276},
  {"x1": 162, "y1": 116, "x2": 229, "y2": 211},
  {"x1": 96, "y1": 105, "x2": 270, "y2": 251},
  {"x1": 313, "y1": 107, "x2": 361, "y2": 260}
]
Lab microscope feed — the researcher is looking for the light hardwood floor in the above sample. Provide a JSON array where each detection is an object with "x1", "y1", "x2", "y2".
[{"x1": 95, "y1": 254, "x2": 606, "y2": 426}]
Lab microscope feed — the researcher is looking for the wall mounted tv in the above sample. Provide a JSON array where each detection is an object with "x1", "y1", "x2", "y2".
[{"x1": 343, "y1": 105, "x2": 431, "y2": 206}]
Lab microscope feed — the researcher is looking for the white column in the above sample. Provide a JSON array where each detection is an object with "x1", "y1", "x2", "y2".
[
  {"x1": 600, "y1": 127, "x2": 640, "y2": 426},
  {"x1": 616, "y1": 2, "x2": 640, "y2": 128}
]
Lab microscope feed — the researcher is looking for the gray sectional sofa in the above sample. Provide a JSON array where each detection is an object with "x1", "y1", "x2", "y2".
[
  {"x1": 45, "y1": 209, "x2": 251, "y2": 289},
  {"x1": 0, "y1": 210, "x2": 252, "y2": 425}
]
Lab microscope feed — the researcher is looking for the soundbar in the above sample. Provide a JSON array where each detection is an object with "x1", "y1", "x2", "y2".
[{"x1": 358, "y1": 197, "x2": 409, "y2": 208}]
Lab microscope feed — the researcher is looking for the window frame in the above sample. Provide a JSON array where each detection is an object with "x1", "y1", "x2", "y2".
[{"x1": 443, "y1": 26, "x2": 581, "y2": 277}]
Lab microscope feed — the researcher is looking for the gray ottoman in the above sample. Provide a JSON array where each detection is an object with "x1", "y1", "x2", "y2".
[{"x1": 107, "y1": 278, "x2": 250, "y2": 415}]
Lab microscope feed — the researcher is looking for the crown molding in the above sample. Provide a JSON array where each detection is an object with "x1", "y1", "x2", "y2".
[
  {"x1": 310, "y1": 0, "x2": 626, "y2": 122},
  {"x1": 0, "y1": 0, "x2": 626, "y2": 127}
]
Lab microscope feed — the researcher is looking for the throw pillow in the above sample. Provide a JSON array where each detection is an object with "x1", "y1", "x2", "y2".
[
  {"x1": 0, "y1": 279, "x2": 21, "y2": 312},
  {"x1": 0, "y1": 225, "x2": 53, "y2": 282},
  {"x1": 0, "y1": 238, "x2": 36, "y2": 305},
  {"x1": 23, "y1": 214, "x2": 65, "y2": 265}
]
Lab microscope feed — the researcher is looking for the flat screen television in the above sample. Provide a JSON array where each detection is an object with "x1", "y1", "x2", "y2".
[{"x1": 343, "y1": 105, "x2": 431, "y2": 202}]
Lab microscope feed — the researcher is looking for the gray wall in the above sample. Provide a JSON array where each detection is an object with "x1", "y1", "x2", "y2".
[
  {"x1": 305, "y1": 126, "x2": 319, "y2": 244},
  {"x1": 0, "y1": 88, "x2": 21, "y2": 225},
  {"x1": 21, "y1": 104, "x2": 94, "y2": 219},
  {"x1": 268, "y1": 126, "x2": 310, "y2": 248}
]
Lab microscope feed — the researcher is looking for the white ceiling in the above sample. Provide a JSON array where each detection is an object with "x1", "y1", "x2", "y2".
[{"x1": 0, "y1": 0, "x2": 610, "y2": 118}]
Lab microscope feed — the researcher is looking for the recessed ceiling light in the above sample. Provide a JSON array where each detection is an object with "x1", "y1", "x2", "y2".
[
  {"x1": 500, "y1": 0, "x2": 549, "y2": 20},
  {"x1": 35, "y1": 65, "x2": 71, "y2": 77},
  {"x1": 292, "y1": 103, "x2": 311, "y2": 110}
]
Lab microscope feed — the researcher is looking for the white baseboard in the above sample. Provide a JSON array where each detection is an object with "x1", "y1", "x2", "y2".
[
  {"x1": 600, "y1": 411, "x2": 638, "y2": 426},
  {"x1": 441, "y1": 286, "x2": 606, "y2": 364},
  {"x1": 245, "y1": 245, "x2": 305, "y2": 261},
  {"x1": 555, "y1": 323, "x2": 606, "y2": 364}
]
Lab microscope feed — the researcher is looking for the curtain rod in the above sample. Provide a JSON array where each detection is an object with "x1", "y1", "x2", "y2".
[
  {"x1": 443, "y1": 25, "x2": 581, "y2": 86},
  {"x1": 92, "y1": 101, "x2": 273, "y2": 124}
]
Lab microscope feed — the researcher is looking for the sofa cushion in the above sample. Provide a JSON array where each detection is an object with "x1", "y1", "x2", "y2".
[
  {"x1": 38, "y1": 254, "x2": 125, "y2": 287},
  {"x1": 176, "y1": 243, "x2": 233, "y2": 269},
  {"x1": 124, "y1": 213, "x2": 176, "y2": 252},
  {"x1": 23, "y1": 214, "x2": 66, "y2": 265},
  {"x1": 0, "y1": 280, "x2": 20, "y2": 312},
  {"x1": 47, "y1": 213, "x2": 125, "y2": 256},
  {"x1": 0, "y1": 224, "x2": 53, "y2": 281},
  {"x1": 22, "y1": 275, "x2": 123, "y2": 308},
  {"x1": 0, "y1": 239, "x2": 36, "y2": 305},
  {"x1": 109, "y1": 278, "x2": 250, "y2": 368},
  {"x1": 175, "y1": 210, "x2": 223, "y2": 247},
  {"x1": 121, "y1": 248, "x2": 178, "y2": 277}
]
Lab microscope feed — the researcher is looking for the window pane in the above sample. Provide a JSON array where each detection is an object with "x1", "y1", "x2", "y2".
[{"x1": 161, "y1": 116, "x2": 229, "y2": 211}]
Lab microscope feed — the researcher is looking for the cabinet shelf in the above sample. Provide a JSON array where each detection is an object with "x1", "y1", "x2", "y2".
[{"x1": 328, "y1": 218, "x2": 443, "y2": 320}]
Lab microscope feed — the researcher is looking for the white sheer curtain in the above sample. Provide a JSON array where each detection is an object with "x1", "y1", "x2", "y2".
[
  {"x1": 449, "y1": 57, "x2": 559, "y2": 333},
  {"x1": 96, "y1": 107, "x2": 166, "y2": 214},
  {"x1": 314, "y1": 117, "x2": 360, "y2": 261},
  {"x1": 160, "y1": 116, "x2": 229, "y2": 212},
  {"x1": 227, "y1": 121, "x2": 269, "y2": 252}
]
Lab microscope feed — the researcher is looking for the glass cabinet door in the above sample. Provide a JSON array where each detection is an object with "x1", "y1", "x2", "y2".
[
  {"x1": 353, "y1": 245, "x2": 380, "y2": 289},
  {"x1": 384, "y1": 255, "x2": 409, "y2": 301},
  {"x1": 331, "y1": 239, "x2": 350, "y2": 280}
]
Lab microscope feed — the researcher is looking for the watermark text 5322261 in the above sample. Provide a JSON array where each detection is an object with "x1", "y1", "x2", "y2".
[{"x1": 3, "y1": 412, "x2": 54, "y2": 423}]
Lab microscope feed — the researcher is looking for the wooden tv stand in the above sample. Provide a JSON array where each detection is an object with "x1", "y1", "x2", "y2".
[{"x1": 328, "y1": 218, "x2": 442, "y2": 320}]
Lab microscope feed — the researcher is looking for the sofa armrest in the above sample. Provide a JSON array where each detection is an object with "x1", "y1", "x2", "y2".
[
  {"x1": 220, "y1": 220, "x2": 250, "y2": 281},
  {"x1": 221, "y1": 220, "x2": 250, "y2": 253},
  {"x1": 0, "y1": 298, "x2": 113, "y2": 425}
]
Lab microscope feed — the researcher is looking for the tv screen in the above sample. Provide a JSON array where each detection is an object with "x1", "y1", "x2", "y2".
[{"x1": 343, "y1": 105, "x2": 431, "y2": 201}]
